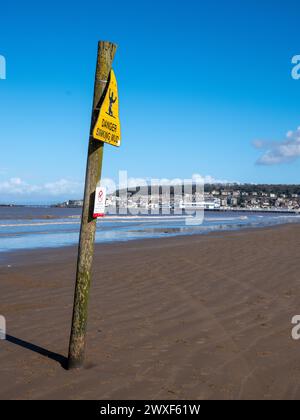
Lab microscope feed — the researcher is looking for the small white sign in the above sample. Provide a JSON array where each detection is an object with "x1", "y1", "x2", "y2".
[{"x1": 93, "y1": 186, "x2": 106, "y2": 218}]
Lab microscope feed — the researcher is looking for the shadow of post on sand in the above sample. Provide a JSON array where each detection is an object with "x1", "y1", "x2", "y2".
[{"x1": 5, "y1": 334, "x2": 68, "y2": 370}]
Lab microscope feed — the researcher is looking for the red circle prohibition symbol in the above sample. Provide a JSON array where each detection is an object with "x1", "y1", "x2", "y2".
[{"x1": 98, "y1": 190, "x2": 104, "y2": 201}]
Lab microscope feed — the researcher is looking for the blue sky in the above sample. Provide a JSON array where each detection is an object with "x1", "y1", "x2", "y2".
[{"x1": 1, "y1": 0, "x2": 300, "y2": 203}]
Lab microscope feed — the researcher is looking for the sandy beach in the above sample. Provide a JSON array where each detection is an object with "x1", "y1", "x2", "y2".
[{"x1": 1, "y1": 224, "x2": 300, "y2": 400}]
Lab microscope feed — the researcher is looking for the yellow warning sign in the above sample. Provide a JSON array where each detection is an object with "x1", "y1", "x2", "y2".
[{"x1": 93, "y1": 69, "x2": 121, "y2": 147}]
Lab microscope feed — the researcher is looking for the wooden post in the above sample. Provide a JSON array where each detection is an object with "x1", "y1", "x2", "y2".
[{"x1": 68, "y1": 41, "x2": 117, "y2": 370}]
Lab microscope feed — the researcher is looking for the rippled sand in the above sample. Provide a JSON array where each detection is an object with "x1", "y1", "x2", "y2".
[{"x1": 1, "y1": 224, "x2": 300, "y2": 399}]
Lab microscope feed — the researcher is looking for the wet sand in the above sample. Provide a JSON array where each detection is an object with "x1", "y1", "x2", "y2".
[{"x1": 1, "y1": 224, "x2": 300, "y2": 400}]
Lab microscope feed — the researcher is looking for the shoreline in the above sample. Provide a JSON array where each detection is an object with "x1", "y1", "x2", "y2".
[
  {"x1": 0, "y1": 208, "x2": 299, "y2": 222},
  {"x1": 0, "y1": 221, "x2": 296, "y2": 264}
]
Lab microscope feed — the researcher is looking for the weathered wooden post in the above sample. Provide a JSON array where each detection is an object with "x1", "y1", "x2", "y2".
[{"x1": 68, "y1": 41, "x2": 117, "y2": 370}]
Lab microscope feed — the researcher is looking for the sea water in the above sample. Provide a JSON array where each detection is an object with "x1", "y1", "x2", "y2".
[{"x1": 0, "y1": 207, "x2": 299, "y2": 253}]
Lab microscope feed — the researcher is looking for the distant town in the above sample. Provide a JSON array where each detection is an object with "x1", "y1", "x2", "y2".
[{"x1": 53, "y1": 184, "x2": 300, "y2": 213}]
